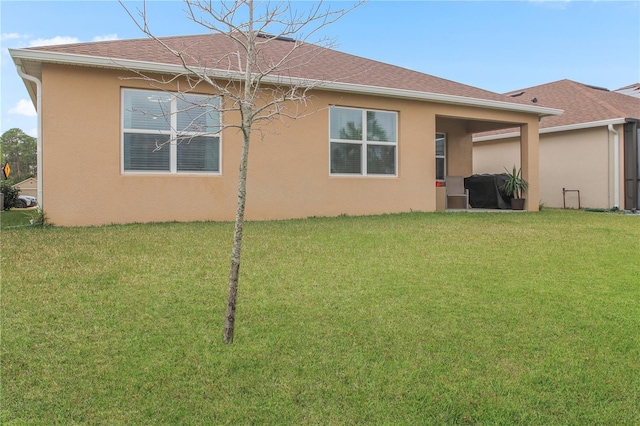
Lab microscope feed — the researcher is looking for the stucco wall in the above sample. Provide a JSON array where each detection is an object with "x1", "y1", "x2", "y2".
[
  {"x1": 436, "y1": 117, "x2": 473, "y2": 177},
  {"x1": 473, "y1": 137, "x2": 522, "y2": 174},
  {"x1": 40, "y1": 63, "x2": 541, "y2": 226},
  {"x1": 474, "y1": 125, "x2": 625, "y2": 209}
]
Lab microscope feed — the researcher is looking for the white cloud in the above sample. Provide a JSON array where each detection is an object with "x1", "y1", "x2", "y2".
[
  {"x1": 93, "y1": 34, "x2": 119, "y2": 42},
  {"x1": 29, "y1": 36, "x2": 80, "y2": 47},
  {"x1": 23, "y1": 34, "x2": 118, "y2": 47},
  {"x1": 1, "y1": 33, "x2": 28, "y2": 42},
  {"x1": 9, "y1": 99, "x2": 37, "y2": 117}
]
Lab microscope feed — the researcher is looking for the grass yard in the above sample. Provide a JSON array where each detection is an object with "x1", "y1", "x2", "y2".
[
  {"x1": 0, "y1": 209, "x2": 40, "y2": 229},
  {"x1": 1, "y1": 209, "x2": 639, "y2": 424}
]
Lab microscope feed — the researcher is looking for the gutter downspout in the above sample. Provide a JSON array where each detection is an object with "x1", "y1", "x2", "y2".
[
  {"x1": 15, "y1": 66, "x2": 43, "y2": 209},
  {"x1": 608, "y1": 124, "x2": 619, "y2": 209}
]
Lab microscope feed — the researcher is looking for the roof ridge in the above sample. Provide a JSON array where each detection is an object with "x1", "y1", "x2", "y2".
[
  {"x1": 27, "y1": 33, "x2": 219, "y2": 51},
  {"x1": 505, "y1": 78, "x2": 572, "y2": 95},
  {"x1": 616, "y1": 83, "x2": 640, "y2": 90},
  {"x1": 569, "y1": 80, "x2": 630, "y2": 118}
]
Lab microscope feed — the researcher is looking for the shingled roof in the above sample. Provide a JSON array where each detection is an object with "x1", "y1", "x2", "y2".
[
  {"x1": 505, "y1": 79, "x2": 640, "y2": 128},
  {"x1": 615, "y1": 83, "x2": 640, "y2": 98},
  {"x1": 474, "y1": 79, "x2": 640, "y2": 140},
  {"x1": 11, "y1": 33, "x2": 560, "y2": 116}
]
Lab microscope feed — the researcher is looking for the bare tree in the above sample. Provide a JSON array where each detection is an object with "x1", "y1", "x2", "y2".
[{"x1": 121, "y1": 0, "x2": 362, "y2": 343}]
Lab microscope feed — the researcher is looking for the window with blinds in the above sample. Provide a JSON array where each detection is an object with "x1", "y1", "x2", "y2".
[
  {"x1": 435, "y1": 133, "x2": 446, "y2": 182},
  {"x1": 122, "y1": 89, "x2": 221, "y2": 174},
  {"x1": 329, "y1": 106, "x2": 397, "y2": 176}
]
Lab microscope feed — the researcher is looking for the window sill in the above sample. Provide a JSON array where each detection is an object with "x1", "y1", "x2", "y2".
[
  {"x1": 122, "y1": 172, "x2": 222, "y2": 177},
  {"x1": 329, "y1": 173, "x2": 398, "y2": 178}
]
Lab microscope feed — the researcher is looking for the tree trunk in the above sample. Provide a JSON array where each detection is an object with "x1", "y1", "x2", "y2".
[
  {"x1": 223, "y1": 8, "x2": 255, "y2": 344},
  {"x1": 118, "y1": 0, "x2": 359, "y2": 345},
  {"x1": 223, "y1": 122, "x2": 251, "y2": 345}
]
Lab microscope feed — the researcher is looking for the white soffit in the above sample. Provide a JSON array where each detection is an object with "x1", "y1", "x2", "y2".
[{"x1": 473, "y1": 118, "x2": 628, "y2": 142}]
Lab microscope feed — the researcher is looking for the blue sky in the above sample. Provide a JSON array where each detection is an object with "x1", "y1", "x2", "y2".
[{"x1": 1, "y1": 0, "x2": 639, "y2": 137}]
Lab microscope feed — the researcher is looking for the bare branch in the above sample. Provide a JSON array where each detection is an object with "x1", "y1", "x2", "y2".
[{"x1": 118, "y1": 0, "x2": 364, "y2": 344}]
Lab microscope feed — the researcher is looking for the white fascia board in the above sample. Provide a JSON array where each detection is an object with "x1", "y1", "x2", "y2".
[
  {"x1": 10, "y1": 48, "x2": 210, "y2": 76},
  {"x1": 307, "y1": 81, "x2": 563, "y2": 117},
  {"x1": 11, "y1": 56, "x2": 38, "y2": 106},
  {"x1": 10, "y1": 48, "x2": 564, "y2": 117},
  {"x1": 473, "y1": 118, "x2": 628, "y2": 142}
]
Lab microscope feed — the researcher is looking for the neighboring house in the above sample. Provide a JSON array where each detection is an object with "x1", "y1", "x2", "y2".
[
  {"x1": 615, "y1": 83, "x2": 640, "y2": 98},
  {"x1": 474, "y1": 80, "x2": 640, "y2": 211},
  {"x1": 14, "y1": 177, "x2": 37, "y2": 199},
  {"x1": 10, "y1": 33, "x2": 560, "y2": 226}
]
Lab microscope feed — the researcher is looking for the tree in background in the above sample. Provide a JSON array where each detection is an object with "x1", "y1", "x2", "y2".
[
  {"x1": 121, "y1": 0, "x2": 362, "y2": 343},
  {"x1": 1, "y1": 128, "x2": 37, "y2": 183}
]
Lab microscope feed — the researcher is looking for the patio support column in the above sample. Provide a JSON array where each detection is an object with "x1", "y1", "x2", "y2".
[{"x1": 520, "y1": 123, "x2": 540, "y2": 211}]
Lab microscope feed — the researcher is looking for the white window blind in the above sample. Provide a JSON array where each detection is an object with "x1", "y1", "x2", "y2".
[{"x1": 122, "y1": 89, "x2": 221, "y2": 174}]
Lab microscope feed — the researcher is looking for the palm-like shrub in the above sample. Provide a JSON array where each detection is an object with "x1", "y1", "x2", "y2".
[{"x1": 501, "y1": 165, "x2": 529, "y2": 199}]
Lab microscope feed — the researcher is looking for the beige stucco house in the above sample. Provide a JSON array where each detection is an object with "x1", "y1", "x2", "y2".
[
  {"x1": 474, "y1": 80, "x2": 640, "y2": 211},
  {"x1": 10, "y1": 33, "x2": 561, "y2": 226},
  {"x1": 14, "y1": 177, "x2": 38, "y2": 199}
]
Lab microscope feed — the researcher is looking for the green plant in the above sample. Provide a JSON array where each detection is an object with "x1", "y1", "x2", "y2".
[
  {"x1": 1, "y1": 180, "x2": 20, "y2": 210},
  {"x1": 30, "y1": 208, "x2": 49, "y2": 227},
  {"x1": 501, "y1": 165, "x2": 529, "y2": 199}
]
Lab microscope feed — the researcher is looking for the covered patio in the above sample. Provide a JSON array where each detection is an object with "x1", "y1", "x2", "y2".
[{"x1": 434, "y1": 111, "x2": 543, "y2": 212}]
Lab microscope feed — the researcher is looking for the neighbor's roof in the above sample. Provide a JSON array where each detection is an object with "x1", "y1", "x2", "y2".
[
  {"x1": 14, "y1": 177, "x2": 37, "y2": 186},
  {"x1": 614, "y1": 83, "x2": 640, "y2": 98},
  {"x1": 475, "y1": 79, "x2": 640, "y2": 141},
  {"x1": 10, "y1": 33, "x2": 561, "y2": 117}
]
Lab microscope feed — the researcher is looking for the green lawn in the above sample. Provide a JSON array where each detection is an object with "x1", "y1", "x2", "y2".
[
  {"x1": 0, "y1": 208, "x2": 40, "y2": 229},
  {"x1": 2, "y1": 210, "x2": 639, "y2": 424}
]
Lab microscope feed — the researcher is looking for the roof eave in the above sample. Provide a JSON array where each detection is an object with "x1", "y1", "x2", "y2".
[
  {"x1": 312, "y1": 81, "x2": 563, "y2": 117},
  {"x1": 10, "y1": 48, "x2": 563, "y2": 117},
  {"x1": 11, "y1": 54, "x2": 40, "y2": 107},
  {"x1": 473, "y1": 118, "x2": 628, "y2": 142}
]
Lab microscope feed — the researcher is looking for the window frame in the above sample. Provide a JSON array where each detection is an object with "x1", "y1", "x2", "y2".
[
  {"x1": 121, "y1": 88, "x2": 222, "y2": 175},
  {"x1": 435, "y1": 132, "x2": 446, "y2": 183},
  {"x1": 329, "y1": 106, "x2": 398, "y2": 177}
]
